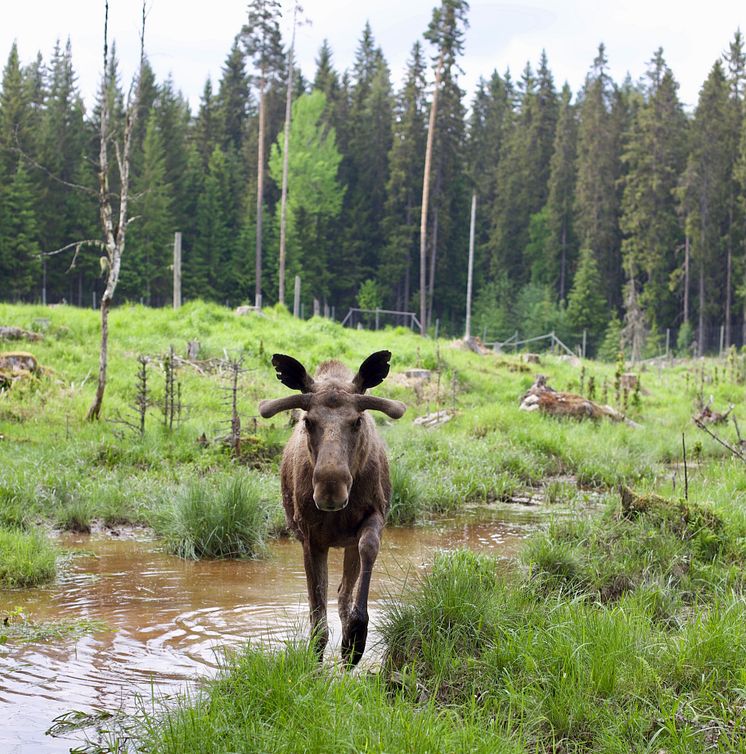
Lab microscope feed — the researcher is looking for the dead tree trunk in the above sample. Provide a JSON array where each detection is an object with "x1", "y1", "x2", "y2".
[
  {"x1": 255, "y1": 72, "x2": 266, "y2": 310},
  {"x1": 278, "y1": 4, "x2": 300, "y2": 306},
  {"x1": 419, "y1": 52, "x2": 443, "y2": 336},
  {"x1": 87, "y1": 0, "x2": 145, "y2": 421}
]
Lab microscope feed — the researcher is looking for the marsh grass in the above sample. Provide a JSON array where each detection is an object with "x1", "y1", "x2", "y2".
[
  {"x1": 380, "y1": 548, "x2": 746, "y2": 753},
  {"x1": 0, "y1": 527, "x2": 57, "y2": 587},
  {"x1": 0, "y1": 609, "x2": 106, "y2": 643},
  {"x1": 154, "y1": 473, "x2": 278, "y2": 559},
  {"x1": 132, "y1": 642, "x2": 523, "y2": 754}
]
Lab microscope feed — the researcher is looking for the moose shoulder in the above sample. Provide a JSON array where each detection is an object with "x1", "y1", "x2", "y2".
[{"x1": 259, "y1": 350, "x2": 405, "y2": 665}]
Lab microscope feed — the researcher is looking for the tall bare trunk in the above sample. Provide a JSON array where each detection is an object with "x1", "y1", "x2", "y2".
[
  {"x1": 698, "y1": 261, "x2": 705, "y2": 357},
  {"x1": 726, "y1": 230, "x2": 732, "y2": 349},
  {"x1": 255, "y1": 74, "x2": 266, "y2": 309},
  {"x1": 464, "y1": 193, "x2": 476, "y2": 339},
  {"x1": 278, "y1": 8, "x2": 299, "y2": 306},
  {"x1": 86, "y1": 0, "x2": 143, "y2": 420},
  {"x1": 427, "y1": 209, "x2": 438, "y2": 328},
  {"x1": 683, "y1": 233, "x2": 689, "y2": 324},
  {"x1": 419, "y1": 54, "x2": 443, "y2": 335},
  {"x1": 559, "y1": 220, "x2": 567, "y2": 301}
]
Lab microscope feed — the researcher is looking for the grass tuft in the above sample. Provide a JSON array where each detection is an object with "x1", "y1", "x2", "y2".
[
  {"x1": 154, "y1": 473, "x2": 274, "y2": 560},
  {"x1": 0, "y1": 527, "x2": 57, "y2": 588}
]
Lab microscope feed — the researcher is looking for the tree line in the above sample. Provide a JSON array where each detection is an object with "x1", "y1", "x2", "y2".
[{"x1": 1, "y1": 0, "x2": 745, "y2": 355}]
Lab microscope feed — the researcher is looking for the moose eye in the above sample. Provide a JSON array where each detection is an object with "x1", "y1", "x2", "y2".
[{"x1": 353, "y1": 416, "x2": 363, "y2": 430}]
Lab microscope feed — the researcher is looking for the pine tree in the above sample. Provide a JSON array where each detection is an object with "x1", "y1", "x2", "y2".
[
  {"x1": 242, "y1": 0, "x2": 284, "y2": 307},
  {"x1": 217, "y1": 38, "x2": 251, "y2": 153},
  {"x1": 575, "y1": 44, "x2": 624, "y2": 311},
  {"x1": 620, "y1": 49, "x2": 687, "y2": 332},
  {"x1": 681, "y1": 61, "x2": 731, "y2": 354},
  {"x1": 380, "y1": 42, "x2": 427, "y2": 312},
  {"x1": 467, "y1": 69, "x2": 513, "y2": 291},
  {"x1": 419, "y1": 0, "x2": 470, "y2": 331},
  {"x1": 545, "y1": 82, "x2": 578, "y2": 301},
  {"x1": 723, "y1": 31, "x2": 746, "y2": 346},
  {"x1": 0, "y1": 162, "x2": 41, "y2": 300},
  {"x1": 37, "y1": 39, "x2": 92, "y2": 303},
  {"x1": 189, "y1": 145, "x2": 234, "y2": 301},
  {"x1": 566, "y1": 246, "x2": 609, "y2": 352},
  {"x1": 122, "y1": 111, "x2": 174, "y2": 304}
]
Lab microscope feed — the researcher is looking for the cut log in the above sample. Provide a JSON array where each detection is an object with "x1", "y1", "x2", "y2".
[{"x1": 520, "y1": 374, "x2": 640, "y2": 427}]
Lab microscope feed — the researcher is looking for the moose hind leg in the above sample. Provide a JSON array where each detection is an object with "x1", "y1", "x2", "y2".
[
  {"x1": 303, "y1": 542, "x2": 329, "y2": 660},
  {"x1": 341, "y1": 515, "x2": 383, "y2": 667}
]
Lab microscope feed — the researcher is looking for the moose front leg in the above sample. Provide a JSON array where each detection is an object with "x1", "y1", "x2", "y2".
[
  {"x1": 303, "y1": 541, "x2": 329, "y2": 660},
  {"x1": 341, "y1": 513, "x2": 384, "y2": 667},
  {"x1": 338, "y1": 544, "x2": 361, "y2": 628}
]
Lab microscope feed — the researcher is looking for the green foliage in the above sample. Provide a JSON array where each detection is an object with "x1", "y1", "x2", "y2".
[
  {"x1": 566, "y1": 247, "x2": 609, "y2": 352},
  {"x1": 154, "y1": 473, "x2": 275, "y2": 560},
  {"x1": 597, "y1": 311, "x2": 623, "y2": 361},
  {"x1": 356, "y1": 278, "x2": 382, "y2": 311},
  {"x1": 0, "y1": 527, "x2": 57, "y2": 588}
]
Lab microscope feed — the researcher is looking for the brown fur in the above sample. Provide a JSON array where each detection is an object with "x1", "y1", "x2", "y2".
[{"x1": 260, "y1": 351, "x2": 404, "y2": 665}]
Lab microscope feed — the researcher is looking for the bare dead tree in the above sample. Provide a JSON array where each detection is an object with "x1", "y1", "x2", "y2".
[
  {"x1": 419, "y1": 53, "x2": 442, "y2": 336},
  {"x1": 277, "y1": 1, "x2": 303, "y2": 306},
  {"x1": 87, "y1": 0, "x2": 146, "y2": 420}
]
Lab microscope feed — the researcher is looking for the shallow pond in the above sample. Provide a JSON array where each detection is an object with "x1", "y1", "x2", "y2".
[{"x1": 0, "y1": 504, "x2": 545, "y2": 753}]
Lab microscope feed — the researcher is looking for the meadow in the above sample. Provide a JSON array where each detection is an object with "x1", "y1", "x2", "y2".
[{"x1": 1, "y1": 301, "x2": 745, "y2": 752}]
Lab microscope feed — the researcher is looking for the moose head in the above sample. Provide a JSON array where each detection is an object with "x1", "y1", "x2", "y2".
[{"x1": 259, "y1": 351, "x2": 405, "y2": 511}]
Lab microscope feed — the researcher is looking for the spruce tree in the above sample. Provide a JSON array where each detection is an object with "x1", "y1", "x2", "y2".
[
  {"x1": 380, "y1": 42, "x2": 427, "y2": 311},
  {"x1": 0, "y1": 162, "x2": 41, "y2": 300},
  {"x1": 545, "y1": 82, "x2": 578, "y2": 301},
  {"x1": 566, "y1": 247, "x2": 609, "y2": 352},
  {"x1": 620, "y1": 49, "x2": 687, "y2": 332},
  {"x1": 122, "y1": 111, "x2": 174, "y2": 304},
  {"x1": 681, "y1": 61, "x2": 731, "y2": 354},
  {"x1": 574, "y1": 45, "x2": 624, "y2": 310}
]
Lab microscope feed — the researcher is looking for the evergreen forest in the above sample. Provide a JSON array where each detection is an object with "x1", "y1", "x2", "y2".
[{"x1": 1, "y1": 0, "x2": 746, "y2": 355}]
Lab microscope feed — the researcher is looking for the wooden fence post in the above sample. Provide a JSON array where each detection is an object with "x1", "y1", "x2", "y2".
[
  {"x1": 173, "y1": 231, "x2": 182, "y2": 309},
  {"x1": 293, "y1": 276, "x2": 300, "y2": 318}
]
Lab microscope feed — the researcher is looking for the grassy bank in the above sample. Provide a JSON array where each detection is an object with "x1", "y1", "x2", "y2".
[{"x1": 136, "y1": 486, "x2": 746, "y2": 753}]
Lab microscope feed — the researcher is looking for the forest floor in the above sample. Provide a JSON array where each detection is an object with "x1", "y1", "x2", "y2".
[{"x1": 1, "y1": 301, "x2": 745, "y2": 752}]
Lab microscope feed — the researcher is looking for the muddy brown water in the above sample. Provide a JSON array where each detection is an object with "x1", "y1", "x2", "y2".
[{"x1": 0, "y1": 506, "x2": 544, "y2": 753}]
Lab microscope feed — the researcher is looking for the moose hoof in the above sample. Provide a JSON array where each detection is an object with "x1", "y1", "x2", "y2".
[{"x1": 341, "y1": 609, "x2": 368, "y2": 667}]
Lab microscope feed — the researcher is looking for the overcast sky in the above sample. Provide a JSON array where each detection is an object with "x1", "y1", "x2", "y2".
[{"x1": 2, "y1": 1, "x2": 744, "y2": 112}]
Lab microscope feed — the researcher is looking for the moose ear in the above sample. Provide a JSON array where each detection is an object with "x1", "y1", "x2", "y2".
[
  {"x1": 353, "y1": 350, "x2": 392, "y2": 393},
  {"x1": 271, "y1": 354, "x2": 314, "y2": 393}
]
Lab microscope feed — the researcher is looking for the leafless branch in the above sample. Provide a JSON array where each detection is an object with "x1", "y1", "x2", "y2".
[
  {"x1": 694, "y1": 418, "x2": 746, "y2": 462},
  {"x1": 40, "y1": 239, "x2": 107, "y2": 264},
  {"x1": 13, "y1": 144, "x2": 99, "y2": 198}
]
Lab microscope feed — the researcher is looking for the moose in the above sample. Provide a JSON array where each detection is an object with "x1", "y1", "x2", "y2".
[{"x1": 259, "y1": 350, "x2": 406, "y2": 665}]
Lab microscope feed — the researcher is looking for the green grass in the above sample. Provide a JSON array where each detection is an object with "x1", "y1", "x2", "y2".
[
  {"x1": 0, "y1": 527, "x2": 57, "y2": 587},
  {"x1": 3, "y1": 301, "x2": 746, "y2": 747},
  {"x1": 153, "y1": 472, "x2": 280, "y2": 559},
  {"x1": 379, "y1": 547, "x2": 746, "y2": 753},
  {"x1": 131, "y1": 642, "x2": 523, "y2": 754}
]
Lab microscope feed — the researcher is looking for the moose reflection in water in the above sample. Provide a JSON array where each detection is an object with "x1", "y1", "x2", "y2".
[{"x1": 259, "y1": 350, "x2": 406, "y2": 665}]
